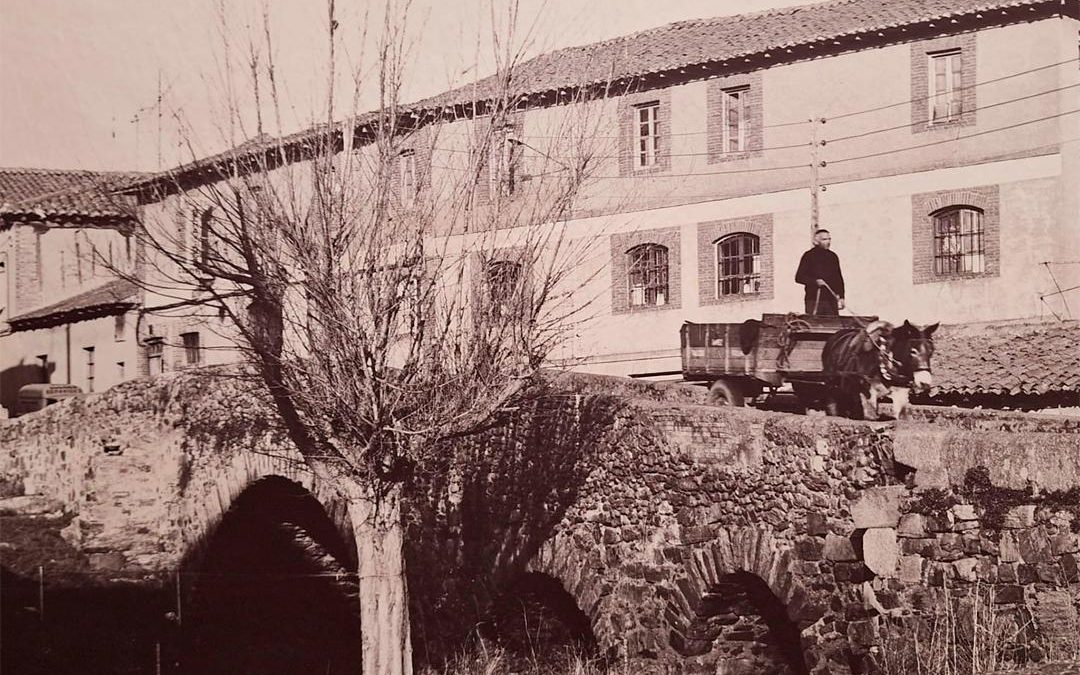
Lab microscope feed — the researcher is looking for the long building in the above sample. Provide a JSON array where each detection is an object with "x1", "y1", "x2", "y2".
[{"x1": 3, "y1": 0, "x2": 1079, "y2": 413}]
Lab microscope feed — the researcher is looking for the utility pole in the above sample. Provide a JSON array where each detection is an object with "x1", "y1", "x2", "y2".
[{"x1": 809, "y1": 117, "x2": 827, "y2": 240}]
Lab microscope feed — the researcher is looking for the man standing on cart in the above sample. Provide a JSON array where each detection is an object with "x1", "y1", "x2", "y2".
[{"x1": 795, "y1": 229, "x2": 845, "y2": 315}]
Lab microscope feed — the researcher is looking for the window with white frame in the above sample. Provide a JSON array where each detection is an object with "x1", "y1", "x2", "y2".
[
  {"x1": 627, "y1": 244, "x2": 669, "y2": 307},
  {"x1": 720, "y1": 86, "x2": 749, "y2": 153},
  {"x1": 929, "y1": 50, "x2": 963, "y2": 123},
  {"x1": 716, "y1": 233, "x2": 761, "y2": 296},
  {"x1": 932, "y1": 207, "x2": 985, "y2": 275},
  {"x1": 634, "y1": 102, "x2": 660, "y2": 169},
  {"x1": 399, "y1": 150, "x2": 417, "y2": 205}
]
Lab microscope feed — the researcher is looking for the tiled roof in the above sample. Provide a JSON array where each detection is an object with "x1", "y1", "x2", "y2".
[
  {"x1": 7, "y1": 278, "x2": 140, "y2": 332},
  {"x1": 414, "y1": 0, "x2": 1050, "y2": 108},
  {"x1": 0, "y1": 168, "x2": 146, "y2": 224},
  {"x1": 931, "y1": 321, "x2": 1080, "y2": 397},
  {"x1": 140, "y1": 0, "x2": 1055, "y2": 187}
]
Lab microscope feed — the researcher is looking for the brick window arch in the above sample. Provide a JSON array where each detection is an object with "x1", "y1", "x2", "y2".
[
  {"x1": 931, "y1": 206, "x2": 985, "y2": 275},
  {"x1": 627, "y1": 243, "x2": 669, "y2": 307},
  {"x1": 716, "y1": 233, "x2": 761, "y2": 296}
]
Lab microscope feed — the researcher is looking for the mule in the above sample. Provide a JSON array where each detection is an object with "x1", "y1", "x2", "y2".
[{"x1": 821, "y1": 320, "x2": 938, "y2": 420}]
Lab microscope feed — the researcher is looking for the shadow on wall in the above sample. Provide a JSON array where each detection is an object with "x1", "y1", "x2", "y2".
[
  {"x1": 0, "y1": 360, "x2": 53, "y2": 416},
  {"x1": 177, "y1": 476, "x2": 361, "y2": 675},
  {"x1": 406, "y1": 388, "x2": 623, "y2": 666}
]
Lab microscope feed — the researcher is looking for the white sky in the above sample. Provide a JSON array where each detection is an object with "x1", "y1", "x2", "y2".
[{"x1": 0, "y1": 0, "x2": 809, "y2": 172}]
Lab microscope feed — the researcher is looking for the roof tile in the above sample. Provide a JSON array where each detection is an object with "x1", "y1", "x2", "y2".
[{"x1": 932, "y1": 321, "x2": 1080, "y2": 397}]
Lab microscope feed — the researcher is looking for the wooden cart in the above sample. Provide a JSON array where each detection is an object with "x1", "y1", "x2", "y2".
[{"x1": 680, "y1": 313, "x2": 877, "y2": 406}]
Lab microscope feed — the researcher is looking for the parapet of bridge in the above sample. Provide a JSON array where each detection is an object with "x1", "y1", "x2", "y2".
[{"x1": 1, "y1": 370, "x2": 1078, "y2": 674}]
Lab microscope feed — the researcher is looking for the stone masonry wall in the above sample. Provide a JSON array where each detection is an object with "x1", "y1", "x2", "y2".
[{"x1": 1, "y1": 371, "x2": 1078, "y2": 674}]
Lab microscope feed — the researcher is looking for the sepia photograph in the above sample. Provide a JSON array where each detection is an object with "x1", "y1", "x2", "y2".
[{"x1": 1, "y1": 0, "x2": 1078, "y2": 673}]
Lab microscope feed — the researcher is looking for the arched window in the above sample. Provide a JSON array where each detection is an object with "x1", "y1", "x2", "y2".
[
  {"x1": 627, "y1": 243, "x2": 668, "y2": 307},
  {"x1": 932, "y1": 206, "x2": 984, "y2": 275},
  {"x1": 715, "y1": 233, "x2": 760, "y2": 296}
]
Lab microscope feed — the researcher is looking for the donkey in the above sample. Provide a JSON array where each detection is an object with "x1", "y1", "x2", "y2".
[{"x1": 821, "y1": 320, "x2": 938, "y2": 420}]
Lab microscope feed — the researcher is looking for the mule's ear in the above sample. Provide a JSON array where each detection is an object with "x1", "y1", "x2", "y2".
[
  {"x1": 924, "y1": 322, "x2": 940, "y2": 336},
  {"x1": 902, "y1": 319, "x2": 914, "y2": 329}
]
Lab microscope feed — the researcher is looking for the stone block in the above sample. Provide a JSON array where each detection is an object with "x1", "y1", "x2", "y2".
[
  {"x1": 1016, "y1": 529, "x2": 1054, "y2": 563},
  {"x1": 824, "y1": 533, "x2": 857, "y2": 562},
  {"x1": 1003, "y1": 505, "x2": 1037, "y2": 529},
  {"x1": 1036, "y1": 590, "x2": 1080, "y2": 653},
  {"x1": 806, "y1": 512, "x2": 828, "y2": 537},
  {"x1": 1035, "y1": 563, "x2": 1061, "y2": 584},
  {"x1": 1062, "y1": 554, "x2": 1079, "y2": 583},
  {"x1": 851, "y1": 486, "x2": 906, "y2": 529},
  {"x1": 898, "y1": 555, "x2": 924, "y2": 583},
  {"x1": 897, "y1": 513, "x2": 927, "y2": 538},
  {"x1": 796, "y1": 537, "x2": 824, "y2": 561},
  {"x1": 1050, "y1": 532, "x2": 1080, "y2": 555},
  {"x1": 937, "y1": 533, "x2": 965, "y2": 561},
  {"x1": 997, "y1": 563, "x2": 1018, "y2": 583},
  {"x1": 951, "y1": 504, "x2": 977, "y2": 521},
  {"x1": 88, "y1": 551, "x2": 126, "y2": 571},
  {"x1": 994, "y1": 585, "x2": 1025, "y2": 604},
  {"x1": 863, "y1": 528, "x2": 899, "y2": 578},
  {"x1": 953, "y1": 558, "x2": 978, "y2": 582},
  {"x1": 999, "y1": 531, "x2": 1021, "y2": 563}
]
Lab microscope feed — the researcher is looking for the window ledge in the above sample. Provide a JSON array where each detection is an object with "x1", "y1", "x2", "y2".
[
  {"x1": 700, "y1": 291, "x2": 769, "y2": 306},
  {"x1": 617, "y1": 302, "x2": 680, "y2": 315},
  {"x1": 708, "y1": 150, "x2": 764, "y2": 164}
]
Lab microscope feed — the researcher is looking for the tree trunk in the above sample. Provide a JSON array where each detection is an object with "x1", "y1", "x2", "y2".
[{"x1": 346, "y1": 481, "x2": 413, "y2": 675}]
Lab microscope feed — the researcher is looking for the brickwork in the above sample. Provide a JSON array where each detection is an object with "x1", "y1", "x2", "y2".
[
  {"x1": 911, "y1": 183, "x2": 1000, "y2": 284},
  {"x1": 609, "y1": 226, "x2": 681, "y2": 314},
  {"x1": 12, "y1": 226, "x2": 44, "y2": 313},
  {"x1": 910, "y1": 32, "x2": 977, "y2": 133},
  {"x1": 705, "y1": 71, "x2": 764, "y2": 163},
  {"x1": 696, "y1": 213, "x2": 774, "y2": 306},
  {"x1": 617, "y1": 88, "x2": 672, "y2": 177}
]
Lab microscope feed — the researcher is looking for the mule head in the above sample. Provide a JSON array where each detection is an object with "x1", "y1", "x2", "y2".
[{"x1": 893, "y1": 320, "x2": 939, "y2": 393}]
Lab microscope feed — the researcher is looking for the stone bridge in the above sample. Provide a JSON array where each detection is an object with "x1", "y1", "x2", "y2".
[{"x1": 2, "y1": 371, "x2": 1079, "y2": 674}]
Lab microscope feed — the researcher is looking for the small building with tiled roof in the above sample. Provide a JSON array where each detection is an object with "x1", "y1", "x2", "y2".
[
  {"x1": 0, "y1": 168, "x2": 148, "y2": 415},
  {"x1": 929, "y1": 320, "x2": 1080, "y2": 408}
]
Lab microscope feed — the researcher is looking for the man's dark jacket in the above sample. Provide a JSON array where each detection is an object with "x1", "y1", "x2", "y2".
[{"x1": 795, "y1": 246, "x2": 845, "y2": 301}]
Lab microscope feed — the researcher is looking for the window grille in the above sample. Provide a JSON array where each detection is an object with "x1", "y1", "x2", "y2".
[
  {"x1": 627, "y1": 244, "x2": 669, "y2": 307},
  {"x1": 716, "y1": 233, "x2": 761, "y2": 296},
  {"x1": 933, "y1": 207, "x2": 985, "y2": 275}
]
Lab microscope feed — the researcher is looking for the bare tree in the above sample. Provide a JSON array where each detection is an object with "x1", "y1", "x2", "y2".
[{"x1": 120, "y1": 2, "x2": 615, "y2": 672}]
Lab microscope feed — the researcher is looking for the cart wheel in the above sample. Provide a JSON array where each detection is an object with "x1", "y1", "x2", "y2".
[{"x1": 709, "y1": 379, "x2": 745, "y2": 407}]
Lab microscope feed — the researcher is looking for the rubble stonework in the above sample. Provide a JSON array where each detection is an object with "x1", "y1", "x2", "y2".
[{"x1": 1, "y1": 372, "x2": 1078, "y2": 674}]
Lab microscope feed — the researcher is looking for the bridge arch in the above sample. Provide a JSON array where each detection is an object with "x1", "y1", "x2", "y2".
[
  {"x1": 179, "y1": 475, "x2": 361, "y2": 674},
  {"x1": 671, "y1": 527, "x2": 813, "y2": 674}
]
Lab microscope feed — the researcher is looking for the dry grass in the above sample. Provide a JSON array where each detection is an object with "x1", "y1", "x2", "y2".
[{"x1": 873, "y1": 583, "x2": 1080, "y2": 675}]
